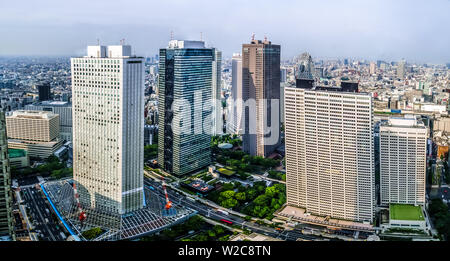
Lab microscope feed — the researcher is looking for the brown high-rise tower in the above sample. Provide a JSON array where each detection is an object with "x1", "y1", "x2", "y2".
[{"x1": 242, "y1": 38, "x2": 281, "y2": 157}]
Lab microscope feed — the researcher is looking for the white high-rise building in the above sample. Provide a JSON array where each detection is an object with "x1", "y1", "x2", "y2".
[
  {"x1": 379, "y1": 117, "x2": 427, "y2": 206},
  {"x1": 397, "y1": 60, "x2": 406, "y2": 79},
  {"x1": 211, "y1": 48, "x2": 222, "y2": 135},
  {"x1": 71, "y1": 45, "x2": 144, "y2": 215},
  {"x1": 227, "y1": 53, "x2": 243, "y2": 134},
  {"x1": 284, "y1": 86, "x2": 375, "y2": 223},
  {"x1": 369, "y1": 62, "x2": 377, "y2": 75}
]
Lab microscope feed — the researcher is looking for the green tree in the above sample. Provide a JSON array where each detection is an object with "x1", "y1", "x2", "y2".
[
  {"x1": 221, "y1": 198, "x2": 238, "y2": 209},
  {"x1": 235, "y1": 192, "x2": 246, "y2": 201},
  {"x1": 220, "y1": 190, "x2": 235, "y2": 200}
]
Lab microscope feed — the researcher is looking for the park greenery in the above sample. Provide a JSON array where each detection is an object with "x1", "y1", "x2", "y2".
[
  {"x1": 211, "y1": 134, "x2": 242, "y2": 148},
  {"x1": 144, "y1": 144, "x2": 158, "y2": 162},
  {"x1": 206, "y1": 181, "x2": 286, "y2": 220},
  {"x1": 140, "y1": 215, "x2": 232, "y2": 241},
  {"x1": 82, "y1": 227, "x2": 104, "y2": 240},
  {"x1": 181, "y1": 224, "x2": 232, "y2": 242},
  {"x1": 268, "y1": 170, "x2": 286, "y2": 181},
  {"x1": 215, "y1": 148, "x2": 280, "y2": 176},
  {"x1": 428, "y1": 198, "x2": 450, "y2": 240},
  {"x1": 11, "y1": 155, "x2": 72, "y2": 179}
]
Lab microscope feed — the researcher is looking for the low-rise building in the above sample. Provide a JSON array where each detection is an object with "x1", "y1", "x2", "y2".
[{"x1": 8, "y1": 149, "x2": 29, "y2": 169}]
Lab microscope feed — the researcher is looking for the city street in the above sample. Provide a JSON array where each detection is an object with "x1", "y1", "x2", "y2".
[
  {"x1": 144, "y1": 178, "x2": 321, "y2": 241},
  {"x1": 20, "y1": 187, "x2": 67, "y2": 241}
]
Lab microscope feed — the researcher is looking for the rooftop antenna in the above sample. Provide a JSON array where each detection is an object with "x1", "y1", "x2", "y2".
[
  {"x1": 170, "y1": 31, "x2": 174, "y2": 41},
  {"x1": 251, "y1": 32, "x2": 255, "y2": 41},
  {"x1": 97, "y1": 38, "x2": 100, "y2": 45},
  {"x1": 200, "y1": 32, "x2": 203, "y2": 41}
]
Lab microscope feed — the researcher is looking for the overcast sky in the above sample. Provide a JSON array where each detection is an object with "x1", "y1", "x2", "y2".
[{"x1": 1, "y1": 0, "x2": 449, "y2": 63}]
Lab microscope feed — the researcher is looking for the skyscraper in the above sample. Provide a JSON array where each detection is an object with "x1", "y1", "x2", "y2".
[
  {"x1": 296, "y1": 52, "x2": 315, "y2": 80},
  {"x1": 379, "y1": 117, "x2": 427, "y2": 206},
  {"x1": 242, "y1": 38, "x2": 281, "y2": 157},
  {"x1": 158, "y1": 40, "x2": 213, "y2": 176},
  {"x1": 71, "y1": 45, "x2": 144, "y2": 215},
  {"x1": 397, "y1": 60, "x2": 406, "y2": 79},
  {"x1": 369, "y1": 62, "x2": 377, "y2": 75},
  {"x1": 0, "y1": 111, "x2": 14, "y2": 240},
  {"x1": 38, "y1": 83, "x2": 51, "y2": 101},
  {"x1": 211, "y1": 48, "x2": 223, "y2": 135},
  {"x1": 280, "y1": 68, "x2": 287, "y2": 83},
  {"x1": 284, "y1": 84, "x2": 375, "y2": 223},
  {"x1": 227, "y1": 53, "x2": 243, "y2": 134}
]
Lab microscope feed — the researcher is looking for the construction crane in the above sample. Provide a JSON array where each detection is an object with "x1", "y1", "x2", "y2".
[
  {"x1": 72, "y1": 182, "x2": 87, "y2": 226},
  {"x1": 161, "y1": 177, "x2": 172, "y2": 211}
]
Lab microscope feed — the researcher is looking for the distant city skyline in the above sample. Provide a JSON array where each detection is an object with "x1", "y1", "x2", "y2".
[{"x1": 1, "y1": 0, "x2": 449, "y2": 64}]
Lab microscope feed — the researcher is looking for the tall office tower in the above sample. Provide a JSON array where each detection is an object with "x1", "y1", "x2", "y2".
[
  {"x1": 242, "y1": 38, "x2": 281, "y2": 157},
  {"x1": 369, "y1": 62, "x2": 377, "y2": 75},
  {"x1": 284, "y1": 85, "x2": 375, "y2": 223},
  {"x1": 315, "y1": 67, "x2": 324, "y2": 78},
  {"x1": 25, "y1": 101, "x2": 73, "y2": 142},
  {"x1": 280, "y1": 68, "x2": 287, "y2": 83},
  {"x1": 211, "y1": 48, "x2": 223, "y2": 135},
  {"x1": 280, "y1": 83, "x2": 286, "y2": 124},
  {"x1": 296, "y1": 52, "x2": 315, "y2": 79},
  {"x1": 227, "y1": 53, "x2": 243, "y2": 134},
  {"x1": 71, "y1": 45, "x2": 144, "y2": 215},
  {"x1": 397, "y1": 60, "x2": 406, "y2": 79},
  {"x1": 158, "y1": 40, "x2": 213, "y2": 176},
  {"x1": 0, "y1": 111, "x2": 14, "y2": 240},
  {"x1": 38, "y1": 83, "x2": 51, "y2": 101},
  {"x1": 379, "y1": 117, "x2": 427, "y2": 206}
]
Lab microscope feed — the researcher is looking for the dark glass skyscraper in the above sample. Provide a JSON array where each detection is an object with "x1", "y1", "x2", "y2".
[
  {"x1": 158, "y1": 40, "x2": 213, "y2": 176},
  {"x1": 38, "y1": 83, "x2": 51, "y2": 101}
]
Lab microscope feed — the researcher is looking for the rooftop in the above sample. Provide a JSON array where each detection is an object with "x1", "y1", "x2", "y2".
[
  {"x1": 389, "y1": 204, "x2": 424, "y2": 221},
  {"x1": 7, "y1": 110, "x2": 58, "y2": 120},
  {"x1": 38, "y1": 101, "x2": 70, "y2": 106},
  {"x1": 381, "y1": 116, "x2": 426, "y2": 129},
  {"x1": 168, "y1": 40, "x2": 205, "y2": 49}
]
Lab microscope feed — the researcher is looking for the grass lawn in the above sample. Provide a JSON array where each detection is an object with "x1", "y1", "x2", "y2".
[
  {"x1": 218, "y1": 168, "x2": 235, "y2": 176},
  {"x1": 389, "y1": 204, "x2": 424, "y2": 221}
]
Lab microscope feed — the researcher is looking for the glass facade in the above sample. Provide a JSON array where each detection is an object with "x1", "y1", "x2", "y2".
[{"x1": 158, "y1": 47, "x2": 213, "y2": 176}]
